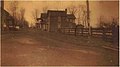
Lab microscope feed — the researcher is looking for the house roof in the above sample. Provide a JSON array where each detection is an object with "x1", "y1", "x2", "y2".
[
  {"x1": 67, "y1": 14, "x2": 76, "y2": 19},
  {"x1": 47, "y1": 10, "x2": 66, "y2": 17},
  {"x1": 1, "y1": 8, "x2": 14, "y2": 21},
  {"x1": 1, "y1": 8, "x2": 10, "y2": 17},
  {"x1": 40, "y1": 9, "x2": 76, "y2": 20}
]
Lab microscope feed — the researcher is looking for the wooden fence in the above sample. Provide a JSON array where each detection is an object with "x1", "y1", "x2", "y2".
[{"x1": 60, "y1": 27, "x2": 119, "y2": 43}]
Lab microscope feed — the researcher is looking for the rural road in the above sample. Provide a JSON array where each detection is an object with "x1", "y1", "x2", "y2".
[{"x1": 1, "y1": 30, "x2": 119, "y2": 66}]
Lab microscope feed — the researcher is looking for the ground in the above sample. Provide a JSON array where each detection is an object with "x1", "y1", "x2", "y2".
[{"x1": 1, "y1": 29, "x2": 119, "y2": 66}]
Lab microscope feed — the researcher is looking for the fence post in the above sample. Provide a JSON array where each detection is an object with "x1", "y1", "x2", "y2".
[
  {"x1": 112, "y1": 25, "x2": 119, "y2": 44},
  {"x1": 90, "y1": 27, "x2": 92, "y2": 36},
  {"x1": 68, "y1": 28, "x2": 69, "y2": 34},
  {"x1": 63, "y1": 28, "x2": 65, "y2": 34},
  {"x1": 102, "y1": 28, "x2": 106, "y2": 40},
  {"x1": 75, "y1": 27, "x2": 77, "y2": 36},
  {"x1": 81, "y1": 28, "x2": 83, "y2": 36}
]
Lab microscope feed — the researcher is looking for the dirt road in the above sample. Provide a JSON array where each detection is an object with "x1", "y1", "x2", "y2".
[{"x1": 1, "y1": 30, "x2": 119, "y2": 66}]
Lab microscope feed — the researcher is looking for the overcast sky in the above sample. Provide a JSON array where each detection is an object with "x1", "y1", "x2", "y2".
[{"x1": 4, "y1": 1, "x2": 118, "y2": 27}]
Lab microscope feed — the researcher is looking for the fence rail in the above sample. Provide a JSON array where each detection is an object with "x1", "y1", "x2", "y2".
[{"x1": 60, "y1": 27, "x2": 118, "y2": 43}]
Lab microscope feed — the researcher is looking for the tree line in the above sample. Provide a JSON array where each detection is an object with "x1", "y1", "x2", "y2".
[{"x1": 9, "y1": 1, "x2": 29, "y2": 29}]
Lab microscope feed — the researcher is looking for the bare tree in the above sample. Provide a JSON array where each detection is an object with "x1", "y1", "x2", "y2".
[
  {"x1": 97, "y1": 16, "x2": 118, "y2": 28},
  {"x1": 42, "y1": 6, "x2": 48, "y2": 13},
  {"x1": 9, "y1": 1, "x2": 18, "y2": 16},
  {"x1": 32, "y1": 9, "x2": 39, "y2": 23},
  {"x1": 67, "y1": 3, "x2": 87, "y2": 27},
  {"x1": 19, "y1": 8, "x2": 26, "y2": 28},
  {"x1": 20, "y1": 8, "x2": 25, "y2": 21},
  {"x1": 96, "y1": 16, "x2": 105, "y2": 28},
  {"x1": 77, "y1": 5, "x2": 87, "y2": 27},
  {"x1": 16, "y1": 12, "x2": 21, "y2": 22},
  {"x1": 67, "y1": 1, "x2": 77, "y2": 15},
  {"x1": 9, "y1": 1, "x2": 19, "y2": 26},
  {"x1": 82, "y1": 10, "x2": 88, "y2": 28},
  {"x1": 15, "y1": 7, "x2": 28, "y2": 28},
  {"x1": 67, "y1": 5, "x2": 77, "y2": 15}
]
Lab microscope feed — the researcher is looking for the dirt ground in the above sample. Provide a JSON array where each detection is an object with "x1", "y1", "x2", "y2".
[{"x1": 1, "y1": 29, "x2": 119, "y2": 66}]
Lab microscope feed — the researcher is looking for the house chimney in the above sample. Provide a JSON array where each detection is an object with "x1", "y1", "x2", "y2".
[{"x1": 65, "y1": 9, "x2": 67, "y2": 14}]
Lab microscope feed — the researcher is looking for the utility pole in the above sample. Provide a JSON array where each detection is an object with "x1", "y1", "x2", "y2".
[
  {"x1": 86, "y1": 0, "x2": 92, "y2": 44},
  {"x1": 86, "y1": 0, "x2": 91, "y2": 36}
]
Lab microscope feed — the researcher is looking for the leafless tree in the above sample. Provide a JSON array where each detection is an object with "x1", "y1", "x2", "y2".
[
  {"x1": 67, "y1": 1, "x2": 77, "y2": 15},
  {"x1": 77, "y1": 5, "x2": 87, "y2": 27},
  {"x1": 9, "y1": 1, "x2": 19, "y2": 26},
  {"x1": 42, "y1": 6, "x2": 48, "y2": 13},
  {"x1": 67, "y1": 5, "x2": 77, "y2": 15},
  {"x1": 32, "y1": 9, "x2": 40, "y2": 23},
  {"x1": 19, "y1": 8, "x2": 27, "y2": 28},
  {"x1": 67, "y1": 3, "x2": 88, "y2": 28},
  {"x1": 97, "y1": 16, "x2": 118, "y2": 28},
  {"x1": 9, "y1": 1, "x2": 18, "y2": 18},
  {"x1": 96, "y1": 16, "x2": 105, "y2": 28},
  {"x1": 20, "y1": 8, "x2": 25, "y2": 21},
  {"x1": 16, "y1": 13, "x2": 21, "y2": 21}
]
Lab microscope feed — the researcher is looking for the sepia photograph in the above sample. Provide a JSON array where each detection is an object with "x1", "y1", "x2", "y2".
[{"x1": 1, "y1": 0, "x2": 119, "y2": 66}]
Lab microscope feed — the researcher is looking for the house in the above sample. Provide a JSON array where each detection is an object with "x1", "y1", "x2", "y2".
[
  {"x1": 37, "y1": 9, "x2": 76, "y2": 32},
  {"x1": 1, "y1": 8, "x2": 15, "y2": 30},
  {"x1": 1, "y1": 1, "x2": 15, "y2": 31},
  {"x1": 47, "y1": 10, "x2": 67, "y2": 31},
  {"x1": 36, "y1": 13, "x2": 48, "y2": 30}
]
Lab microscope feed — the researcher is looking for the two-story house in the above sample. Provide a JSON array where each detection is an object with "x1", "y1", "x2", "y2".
[{"x1": 37, "y1": 9, "x2": 76, "y2": 32}]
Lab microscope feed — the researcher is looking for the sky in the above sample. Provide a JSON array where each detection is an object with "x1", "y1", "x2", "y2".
[{"x1": 4, "y1": 0, "x2": 119, "y2": 27}]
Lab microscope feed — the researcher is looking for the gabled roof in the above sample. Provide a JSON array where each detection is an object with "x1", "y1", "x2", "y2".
[
  {"x1": 67, "y1": 14, "x2": 76, "y2": 19},
  {"x1": 1, "y1": 8, "x2": 14, "y2": 21},
  {"x1": 1, "y1": 8, "x2": 10, "y2": 16},
  {"x1": 47, "y1": 10, "x2": 66, "y2": 17}
]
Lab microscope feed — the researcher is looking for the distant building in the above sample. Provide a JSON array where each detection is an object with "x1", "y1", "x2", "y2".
[
  {"x1": 1, "y1": 1, "x2": 15, "y2": 31},
  {"x1": 37, "y1": 9, "x2": 76, "y2": 32},
  {"x1": 1, "y1": 8, "x2": 14, "y2": 30}
]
